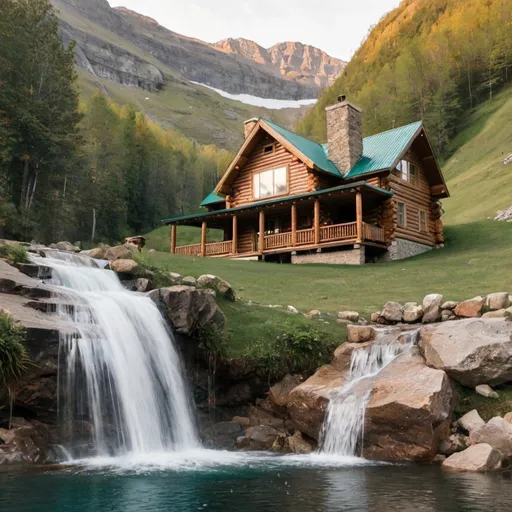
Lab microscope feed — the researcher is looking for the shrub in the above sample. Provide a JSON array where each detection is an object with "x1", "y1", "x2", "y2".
[
  {"x1": 244, "y1": 325, "x2": 337, "y2": 379},
  {"x1": 0, "y1": 312, "x2": 29, "y2": 389},
  {"x1": 0, "y1": 243, "x2": 29, "y2": 264}
]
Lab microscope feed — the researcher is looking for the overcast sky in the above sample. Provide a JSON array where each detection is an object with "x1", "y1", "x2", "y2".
[{"x1": 107, "y1": 0, "x2": 401, "y2": 61}]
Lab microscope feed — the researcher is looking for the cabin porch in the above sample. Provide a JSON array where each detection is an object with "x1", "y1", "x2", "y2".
[{"x1": 166, "y1": 183, "x2": 392, "y2": 263}]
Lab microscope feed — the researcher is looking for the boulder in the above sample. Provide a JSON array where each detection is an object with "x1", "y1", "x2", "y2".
[
  {"x1": 245, "y1": 425, "x2": 283, "y2": 450},
  {"x1": 482, "y1": 309, "x2": 506, "y2": 318},
  {"x1": 419, "y1": 318, "x2": 512, "y2": 387},
  {"x1": 181, "y1": 276, "x2": 197, "y2": 287},
  {"x1": 232, "y1": 416, "x2": 250, "y2": 428},
  {"x1": 167, "y1": 272, "x2": 181, "y2": 284},
  {"x1": 0, "y1": 422, "x2": 52, "y2": 465},
  {"x1": 305, "y1": 309, "x2": 321, "y2": 320},
  {"x1": 104, "y1": 244, "x2": 137, "y2": 261},
  {"x1": 441, "y1": 310, "x2": 456, "y2": 322},
  {"x1": 469, "y1": 417, "x2": 512, "y2": 457},
  {"x1": 134, "y1": 278, "x2": 151, "y2": 293},
  {"x1": 422, "y1": 294, "x2": 444, "y2": 323},
  {"x1": 504, "y1": 412, "x2": 512, "y2": 424},
  {"x1": 110, "y1": 259, "x2": 139, "y2": 275},
  {"x1": 381, "y1": 302, "x2": 402, "y2": 323},
  {"x1": 371, "y1": 311, "x2": 387, "y2": 325},
  {"x1": 346, "y1": 324, "x2": 376, "y2": 343},
  {"x1": 454, "y1": 296, "x2": 486, "y2": 318},
  {"x1": 287, "y1": 305, "x2": 299, "y2": 314},
  {"x1": 197, "y1": 274, "x2": 218, "y2": 288},
  {"x1": 441, "y1": 301, "x2": 458, "y2": 311},
  {"x1": 80, "y1": 246, "x2": 107, "y2": 259},
  {"x1": 442, "y1": 444, "x2": 503, "y2": 472},
  {"x1": 248, "y1": 406, "x2": 284, "y2": 429},
  {"x1": 486, "y1": 292, "x2": 510, "y2": 311},
  {"x1": 216, "y1": 279, "x2": 236, "y2": 302},
  {"x1": 475, "y1": 384, "x2": 499, "y2": 398},
  {"x1": 203, "y1": 421, "x2": 242, "y2": 450},
  {"x1": 287, "y1": 364, "x2": 348, "y2": 440},
  {"x1": 269, "y1": 374, "x2": 302, "y2": 416},
  {"x1": 148, "y1": 285, "x2": 225, "y2": 335},
  {"x1": 402, "y1": 302, "x2": 424, "y2": 323},
  {"x1": 363, "y1": 348, "x2": 453, "y2": 461},
  {"x1": 438, "y1": 433, "x2": 469, "y2": 456},
  {"x1": 337, "y1": 311, "x2": 359, "y2": 322},
  {"x1": 272, "y1": 431, "x2": 315, "y2": 454},
  {"x1": 55, "y1": 241, "x2": 79, "y2": 252},
  {"x1": 458, "y1": 409, "x2": 485, "y2": 434}
]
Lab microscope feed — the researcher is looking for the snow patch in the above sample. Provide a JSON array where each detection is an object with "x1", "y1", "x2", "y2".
[{"x1": 190, "y1": 81, "x2": 317, "y2": 110}]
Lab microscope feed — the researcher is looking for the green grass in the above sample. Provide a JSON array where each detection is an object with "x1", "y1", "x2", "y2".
[
  {"x1": 442, "y1": 86, "x2": 512, "y2": 225},
  {"x1": 145, "y1": 225, "x2": 223, "y2": 252},
  {"x1": 455, "y1": 383, "x2": 512, "y2": 421},
  {"x1": 142, "y1": 221, "x2": 512, "y2": 319}
]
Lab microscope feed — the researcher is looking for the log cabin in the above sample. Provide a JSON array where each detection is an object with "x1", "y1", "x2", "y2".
[{"x1": 163, "y1": 96, "x2": 449, "y2": 264}]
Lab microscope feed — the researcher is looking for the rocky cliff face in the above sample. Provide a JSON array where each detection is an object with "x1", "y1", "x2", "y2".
[
  {"x1": 49, "y1": 0, "x2": 322, "y2": 100},
  {"x1": 214, "y1": 38, "x2": 346, "y2": 89}
]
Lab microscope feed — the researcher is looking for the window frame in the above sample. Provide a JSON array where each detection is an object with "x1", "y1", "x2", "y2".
[
  {"x1": 397, "y1": 201, "x2": 407, "y2": 228},
  {"x1": 252, "y1": 166, "x2": 289, "y2": 200},
  {"x1": 393, "y1": 160, "x2": 419, "y2": 186},
  {"x1": 419, "y1": 209, "x2": 428, "y2": 232}
]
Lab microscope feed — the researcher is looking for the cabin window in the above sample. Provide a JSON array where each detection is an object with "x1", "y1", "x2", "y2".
[
  {"x1": 263, "y1": 144, "x2": 275, "y2": 154},
  {"x1": 393, "y1": 160, "x2": 418, "y2": 186},
  {"x1": 253, "y1": 167, "x2": 287, "y2": 199},
  {"x1": 397, "y1": 202, "x2": 406, "y2": 227},
  {"x1": 419, "y1": 210, "x2": 428, "y2": 232}
]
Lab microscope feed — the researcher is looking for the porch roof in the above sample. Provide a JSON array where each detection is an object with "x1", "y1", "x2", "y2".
[{"x1": 163, "y1": 181, "x2": 392, "y2": 225}]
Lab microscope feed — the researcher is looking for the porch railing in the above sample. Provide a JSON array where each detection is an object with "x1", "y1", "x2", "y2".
[
  {"x1": 296, "y1": 228, "x2": 315, "y2": 246},
  {"x1": 175, "y1": 243, "x2": 202, "y2": 256},
  {"x1": 205, "y1": 240, "x2": 232, "y2": 256},
  {"x1": 264, "y1": 232, "x2": 292, "y2": 250},
  {"x1": 320, "y1": 222, "x2": 357, "y2": 242},
  {"x1": 364, "y1": 223, "x2": 385, "y2": 243}
]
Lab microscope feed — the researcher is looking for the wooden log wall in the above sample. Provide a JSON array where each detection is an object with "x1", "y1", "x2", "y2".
[
  {"x1": 387, "y1": 148, "x2": 437, "y2": 247},
  {"x1": 230, "y1": 138, "x2": 311, "y2": 207}
]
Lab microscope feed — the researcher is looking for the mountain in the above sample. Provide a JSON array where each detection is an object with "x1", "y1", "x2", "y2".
[
  {"x1": 49, "y1": 0, "x2": 343, "y2": 150},
  {"x1": 296, "y1": 0, "x2": 512, "y2": 156},
  {"x1": 213, "y1": 38, "x2": 346, "y2": 89}
]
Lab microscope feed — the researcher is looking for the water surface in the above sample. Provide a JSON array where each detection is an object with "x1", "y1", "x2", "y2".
[{"x1": 1, "y1": 451, "x2": 511, "y2": 512}]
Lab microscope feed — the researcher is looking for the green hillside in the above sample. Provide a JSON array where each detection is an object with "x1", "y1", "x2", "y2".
[{"x1": 442, "y1": 86, "x2": 512, "y2": 224}]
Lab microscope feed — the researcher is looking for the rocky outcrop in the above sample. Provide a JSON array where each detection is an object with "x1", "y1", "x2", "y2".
[
  {"x1": 469, "y1": 417, "x2": 512, "y2": 457},
  {"x1": 104, "y1": 243, "x2": 138, "y2": 261},
  {"x1": 458, "y1": 409, "x2": 485, "y2": 434},
  {"x1": 454, "y1": 296, "x2": 486, "y2": 318},
  {"x1": 419, "y1": 318, "x2": 512, "y2": 387},
  {"x1": 148, "y1": 285, "x2": 225, "y2": 335},
  {"x1": 442, "y1": 443, "x2": 503, "y2": 472},
  {"x1": 363, "y1": 348, "x2": 453, "y2": 461},
  {"x1": 110, "y1": 259, "x2": 139, "y2": 275}
]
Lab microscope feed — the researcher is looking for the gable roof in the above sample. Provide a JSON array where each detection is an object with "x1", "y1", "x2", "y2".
[
  {"x1": 202, "y1": 118, "x2": 444, "y2": 206},
  {"x1": 344, "y1": 121, "x2": 423, "y2": 178},
  {"x1": 263, "y1": 119, "x2": 342, "y2": 178},
  {"x1": 200, "y1": 190, "x2": 225, "y2": 207}
]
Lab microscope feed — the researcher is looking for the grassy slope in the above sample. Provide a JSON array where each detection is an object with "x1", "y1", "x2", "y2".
[{"x1": 442, "y1": 86, "x2": 512, "y2": 224}]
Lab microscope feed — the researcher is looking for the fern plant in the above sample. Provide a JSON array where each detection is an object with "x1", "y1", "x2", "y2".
[{"x1": 0, "y1": 312, "x2": 29, "y2": 390}]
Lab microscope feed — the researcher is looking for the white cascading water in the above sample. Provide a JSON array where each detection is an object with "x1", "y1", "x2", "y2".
[
  {"x1": 320, "y1": 332, "x2": 418, "y2": 456},
  {"x1": 31, "y1": 250, "x2": 198, "y2": 458}
]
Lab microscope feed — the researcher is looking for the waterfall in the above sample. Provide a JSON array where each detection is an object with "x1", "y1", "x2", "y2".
[
  {"x1": 31, "y1": 251, "x2": 198, "y2": 458},
  {"x1": 320, "y1": 331, "x2": 418, "y2": 456}
]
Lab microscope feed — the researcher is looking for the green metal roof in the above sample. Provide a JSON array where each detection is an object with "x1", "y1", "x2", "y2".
[
  {"x1": 263, "y1": 119, "x2": 343, "y2": 177},
  {"x1": 200, "y1": 190, "x2": 225, "y2": 207},
  {"x1": 344, "y1": 121, "x2": 423, "y2": 178},
  {"x1": 163, "y1": 181, "x2": 392, "y2": 224}
]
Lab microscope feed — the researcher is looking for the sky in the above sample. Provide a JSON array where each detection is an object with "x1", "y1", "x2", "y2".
[{"x1": 107, "y1": 0, "x2": 401, "y2": 61}]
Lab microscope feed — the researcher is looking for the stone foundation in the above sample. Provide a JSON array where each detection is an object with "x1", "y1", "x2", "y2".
[
  {"x1": 292, "y1": 246, "x2": 365, "y2": 265},
  {"x1": 381, "y1": 238, "x2": 433, "y2": 261}
]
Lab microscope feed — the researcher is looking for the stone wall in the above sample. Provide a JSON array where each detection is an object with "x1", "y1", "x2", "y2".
[
  {"x1": 380, "y1": 237, "x2": 432, "y2": 261},
  {"x1": 292, "y1": 246, "x2": 365, "y2": 265}
]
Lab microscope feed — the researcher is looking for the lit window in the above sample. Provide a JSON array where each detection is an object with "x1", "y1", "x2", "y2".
[
  {"x1": 398, "y1": 202, "x2": 406, "y2": 227},
  {"x1": 419, "y1": 210, "x2": 427, "y2": 232},
  {"x1": 253, "y1": 167, "x2": 287, "y2": 199}
]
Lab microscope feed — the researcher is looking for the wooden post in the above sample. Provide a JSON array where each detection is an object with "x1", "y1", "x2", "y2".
[
  {"x1": 314, "y1": 199, "x2": 320, "y2": 245},
  {"x1": 291, "y1": 203, "x2": 297, "y2": 247},
  {"x1": 170, "y1": 224, "x2": 176, "y2": 254},
  {"x1": 356, "y1": 191, "x2": 363, "y2": 243},
  {"x1": 259, "y1": 210, "x2": 265, "y2": 254},
  {"x1": 232, "y1": 215, "x2": 238, "y2": 254},
  {"x1": 201, "y1": 221, "x2": 207, "y2": 257}
]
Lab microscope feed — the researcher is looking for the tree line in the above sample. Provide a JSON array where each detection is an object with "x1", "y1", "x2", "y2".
[
  {"x1": 0, "y1": 0, "x2": 231, "y2": 244},
  {"x1": 296, "y1": 0, "x2": 512, "y2": 155}
]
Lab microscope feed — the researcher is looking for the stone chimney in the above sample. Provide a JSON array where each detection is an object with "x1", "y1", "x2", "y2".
[
  {"x1": 244, "y1": 118, "x2": 259, "y2": 138},
  {"x1": 325, "y1": 95, "x2": 363, "y2": 173}
]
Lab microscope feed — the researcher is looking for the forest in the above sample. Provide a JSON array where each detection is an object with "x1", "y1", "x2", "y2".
[
  {"x1": 296, "y1": 0, "x2": 512, "y2": 154},
  {"x1": 0, "y1": 0, "x2": 231, "y2": 244}
]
